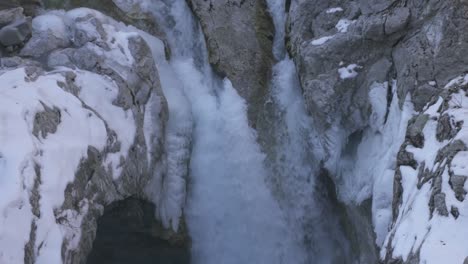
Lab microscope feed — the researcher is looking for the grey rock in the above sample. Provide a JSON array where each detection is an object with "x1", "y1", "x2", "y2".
[
  {"x1": 358, "y1": 0, "x2": 397, "y2": 15},
  {"x1": 0, "y1": 0, "x2": 40, "y2": 16},
  {"x1": 188, "y1": 0, "x2": 274, "y2": 123},
  {"x1": 384, "y1": 8, "x2": 411, "y2": 35},
  {"x1": 362, "y1": 15, "x2": 385, "y2": 41},
  {"x1": 302, "y1": 76, "x2": 338, "y2": 130},
  {"x1": 0, "y1": 7, "x2": 24, "y2": 26},
  {"x1": 32, "y1": 102, "x2": 61, "y2": 139},
  {"x1": 393, "y1": 4, "x2": 468, "y2": 109},
  {"x1": 433, "y1": 192, "x2": 449, "y2": 216},
  {"x1": 0, "y1": 55, "x2": 41, "y2": 68},
  {"x1": 392, "y1": 168, "x2": 403, "y2": 223},
  {"x1": 406, "y1": 114, "x2": 429, "y2": 148},
  {"x1": 286, "y1": 0, "x2": 408, "y2": 147},
  {"x1": 396, "y1": 146, "x2": 417, "y2": 169},
  {"x1": 0, "y1": 0, "x2": 20, "y2": 10},
  {"x1": 449, "y1": 175, "x2": 467, "y2": 202},
  {"x1": 436, "y1": 114, "x2": 455, "y2": 142},
  {"x1": 47, "y1": 49, "x2": 75, "y2": 68},
  {"x1": 451, "y1": 205, "x2": 459, "y2": 219},
  {"x1": 0, "y1": 17, "x2": 31, "y2": 46},
  {"x1": 19, "y1": 0, "x2": 42, "y2": 16},
  {"x1": 435, "y1": 140, "x2": 467, "y2": 164},
  {"x1": 366, "y1": 57, "x2": 393, "y2": 84},
  {"x1": 412, "y1": 84, "x2": 440, "y2": 111}
]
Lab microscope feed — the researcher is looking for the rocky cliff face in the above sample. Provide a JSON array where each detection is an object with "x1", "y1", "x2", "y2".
[
  {"x1": 285, "y1": 0, "x2": 468, "y2": 263},
  {"x1": 188, "y1": 0, "x2": 275, "y2": 124}
]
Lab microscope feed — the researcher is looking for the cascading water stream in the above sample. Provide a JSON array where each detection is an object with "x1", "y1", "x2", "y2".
[
  {"x1": 262, "y1": 0, "x2": 351, "y2": 262},
  {"x1": 145, "y1": 1, "x2": 305, "y2": 264},
  {"x1": 143, "y1": 0, "x2": 352, "y2": 263}
]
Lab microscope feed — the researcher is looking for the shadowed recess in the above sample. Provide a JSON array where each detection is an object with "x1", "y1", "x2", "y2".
[{"x1": 86, "y1": 198, "x2": 190, "y2": 264}]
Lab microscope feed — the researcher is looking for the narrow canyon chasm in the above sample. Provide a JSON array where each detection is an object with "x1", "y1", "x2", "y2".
[{"x1": 1, "y1": 0, "x2": 468, "y2": 264}]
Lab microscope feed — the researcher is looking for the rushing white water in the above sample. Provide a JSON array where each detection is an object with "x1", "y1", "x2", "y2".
[
  {"x1": 264, "y1": 0, "x2": 351, "y2": 262},
  {"x1": 139, "y1": 0, "x2": 353, "y2": 262},
  {"x1": 144, "y1": 1, "x2": 305, "y2": 263}
]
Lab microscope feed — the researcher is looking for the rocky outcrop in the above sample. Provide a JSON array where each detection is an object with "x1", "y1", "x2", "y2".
[
  {"x1": 286, "y1": 0, "x2": 468, "y2": 263},
  {"x1": 287, "y1": 0, "x2": 468, "y2": 149},
  {"x1": 383, "y1": 75, "x2": 468, "y2": 264},
  {"x1": 0, "y1": 0, "x2": 42, "y2": 16},
  {"x1": 188, "y1": 0, "x2": 275, "y2": 124},
  {"x1": 42, "y1": 0, "x2": 168, "y2": 47},
  {"x1": 0, "y1": 7, "x2": 190, "y2": 264},
  {"x1": 0, "y1": 6, "x2": 32, "y2": 51}
]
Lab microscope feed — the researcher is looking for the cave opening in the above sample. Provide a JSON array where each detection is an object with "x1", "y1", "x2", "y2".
[{"x1": 86, "y1": 198, "x2": 190, "y2": 264}]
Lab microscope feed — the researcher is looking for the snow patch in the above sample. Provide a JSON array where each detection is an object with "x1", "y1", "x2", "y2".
[
  {"x1": 32, "y1": 14, "x2": 67, "y2": 38},
  {"x1": 336, "y1": 19, "x2": 354, "y2": 33},
  {"x1": 338, "y1": 64, "x2": 361, "y2": 79},
  {"x1": 311, "y1": 35, "x2": 334, "y2": 45},
  {"x1": 326, "y1": 7, "x2": 344, "y2": 13},
  {"x1": 74, "y1": 70, "x2": 136, "y2": 179}
]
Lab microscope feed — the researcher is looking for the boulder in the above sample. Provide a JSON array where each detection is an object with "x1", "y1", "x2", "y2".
[
  {"x1": 0, "y1": 7, "x2": 24, "y2": 26},
  {"x1": 0, "y1": 17, "x2": 31, "y2": 46}
]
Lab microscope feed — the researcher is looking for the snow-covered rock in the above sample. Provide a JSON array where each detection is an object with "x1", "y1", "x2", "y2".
[
  {"x1": 382, "y1": 75, "x2": 468, "y2": 264},
  {"x1": 0, "y1": 7, "x2": 192, "y2": 264},
  {"x1": 286, "y1": 0, "x2": 468, "y2": 262}
]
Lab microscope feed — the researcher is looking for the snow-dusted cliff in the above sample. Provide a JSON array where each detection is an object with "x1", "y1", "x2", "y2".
[{"x1": 1, "y1": 0, "x2": 468, "y2": 263}]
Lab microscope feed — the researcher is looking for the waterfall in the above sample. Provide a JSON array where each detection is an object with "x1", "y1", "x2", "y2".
[
  {"x1": 145, "y1": 1, "x2": 304, "y2": 263},
  {"x1": 263, "y1": 0, "x2": 351, "y2": 262},
  {"x1": 143, "y1": 0, "x2": 351, "y2": 263}
]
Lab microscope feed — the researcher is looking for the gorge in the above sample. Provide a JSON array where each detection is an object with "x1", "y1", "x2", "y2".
[{"x1": 0, "y1": 0, "x2": 468, "y2": 263}]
